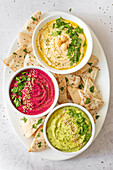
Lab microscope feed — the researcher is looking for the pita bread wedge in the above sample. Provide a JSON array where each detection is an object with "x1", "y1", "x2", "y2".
[
  {"x1": 18, "y1": 32, "x2": 32, "y2": 49},
  {"x1": 64, "y1": 74, "x2": 80, "y2": 87},
  {"x1": 81, "y1": 67, "x2": 99, "y2": 83},
  {"x1": 58, "y1": 76, "x2": 67, "y2": 104},
  {"x1": 79, "y1": 91, "x2": 103, "y2": 110},
  {"x1": 67, "y1": 86, "x2": 81, "y2": 104},
  {"x1": 24, "y1": 53, "x2": 41, "y2": 67},
  {"x1": 75, "y1": 55, "x2": 99, "y2": 75},
  {"x1": 23, "y1": 10, "x2": 41, "y2": 33},
  {"x1": 3, "y1": 46, "x2": 27, "y2": 71},
  {"x1": 22, "y1": 116, "x2": 45, "y2": 139},
  {"x1": 29, "y1": 125, "x2": 49, "y2": 152},
  {"x1": 84, "y1": 78, "x2": 101, "y2": 99}
]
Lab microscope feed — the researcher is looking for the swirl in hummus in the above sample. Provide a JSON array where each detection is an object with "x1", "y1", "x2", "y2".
[
  {"x1": 10, "y1": 69, "x2": 55, "y2": 115},
  {"x1": 36, "y1": 17, "x2": 87, "y2": 70}
]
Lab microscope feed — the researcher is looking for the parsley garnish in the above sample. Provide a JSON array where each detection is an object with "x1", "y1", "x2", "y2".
[
  {"x1": 96, "y1": 115, "x2": 100, "y2": 119},
  {"x1": 13, "y1": 52, "x2": 17, "y2": 55},
  {"x1": 90, "y1": 86, "x2": 94, "y2": 93},
  {"x1": 23, "y1": 48, "x2": 28, "y2": 53},
  {"x1": 21, "y1": 117, "x2": 27, "y2": 123},
  {"x1": 13, "y1": 97, "x2": 21, "y2": 108},
  {"x1": 36, "y1": 118, "x2": 43, "y2": 125},
  {"x1": 83, "y1": 41, "x2": 87, "y2": 47},
  {"x1": 41, "y1": 129, "x2": 43, "y2": 132},
  {"x1": 60, "y1": 87, "x2": 64, "y2": 91},
  {"x1": 88, "y1": 68, "x2": 93, "y2": 73},
  {"x1": 52, "y1": 31, "x2": 62, "y2": 36},
  {"x1": 79, "y1": 83, "x2": 84, "y2": 89},
  {"x1": 37, "y1": 142, "x2": 41, "y2": 148},
  {"x1": 69, "y1": 8, "x2": 72, "y2": 12},
  {"x1": 27, "y1": 77, "x2": 31, "y2": 81},
  {"x1": 65, "y1": 77, "x2": 68, "y2": 82},
  {"x1": 32, "y1": 124, "x2": 36, "y2": 129},
  {"x1": 37, "y1": 133, "x2": 40, "y2": 137},
  {"x1": 88, "y1": 62, "x2": 92, "y2": 66},
  {"x1": 31, "y1": 16, "x2": 36, "y2": 21},
  {"x1": 27, "y1": 26, "x2": 29, "y2": 29},
  {"x1": 85, "y1": 98, "x2": 90, "y2": 104}
]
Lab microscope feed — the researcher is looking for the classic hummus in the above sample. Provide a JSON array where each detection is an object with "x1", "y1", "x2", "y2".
[
  {"x1": 36, "y1": 17, "x2": 87, "y2": 70},
  {"x1": 47, "y1": 106, "x2": 92, "y2": 152},
  {"x1": 10, "y1": 69, "x2": 55, "y2": 115}
]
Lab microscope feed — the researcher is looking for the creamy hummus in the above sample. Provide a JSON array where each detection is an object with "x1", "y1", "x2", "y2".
[
  {"x1": 36, "y1": 17, "x2": 87, "y2": 70},
  {"x1": 10, "y1": 69, "x2": 55, "y2": 115},
  {"x1": 47, "y1": 106, "x2": 92, "y2": 152}
]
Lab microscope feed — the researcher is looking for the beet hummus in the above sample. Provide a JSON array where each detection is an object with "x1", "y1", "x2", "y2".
[{"x1": 10, "y1": 69, "x2": 55, "y2": 115}]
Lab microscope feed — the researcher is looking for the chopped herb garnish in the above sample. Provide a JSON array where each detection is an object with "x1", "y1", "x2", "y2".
[
  {"x1": 96, "y1": 115, "x2": 100, "y2": 119},
  {"x1": 37, "y1": 133, "x2": 40, "y2": 137},
  {"x1": 88, "y1": 68, "x2": 93, "y2": 73},
  {"x1": 13, "y1": 97, "x2": 21, "y2": 108},
  {"x1": 65, "y1": 77, "x2": 68, "y2": 82},
  {"x1": 37, "y1": 142, "x2": 41, "y2": 148},
  {"x1": 17, "y1": 91, "x2": 22, "y2": 97},
  {"x1": 19, "y1": 56, "x2": 22, "y2": 58},
  {"x1": 41, "y1": 129, "x2": 43, "y2": 132},
  {"x1": 79, "y1": 83, "x2": 84, "y2": 89},
  {"x1": 32, "y1": 124, "x2": 36, "y2": 129},
  {"x1": 90, "y1": 86, "x2": 94, "y2": 93},
  {"x1": 11, "y1": 95, "x2": 15, "y2": 99},
  {"x1": 31, "y1": 16, "x2": 36, "y2": 21},
  {"x1": 23, "y1": 48, "x2": 28, "y2": 53},
  {"x1": 85, "y1": 98, "x2": 90, "y2": 104},
  {"x1": 83, "y1": 41, "x2": 87, "y2": 47},
  {"x1": 27, "y1": 77, "x2": 31, "y2": 81},
  {"x1": 69, "y1": 8, "x2": 72, "y2": 12},
  {"x1": 36, "y1": 118, "x2": 43, "y2": 125},
  {"x1": 60, "y1": 87, "x2": 64, "y2": 91},
  {"x1": 27, "y1": 26, "x2": 29, "y2": 29},
  {"x1": 13, "y1": 52, "x2": 17, "y2": 55},
  {"x1": 21, "y1": 117, "x2": 27, "y2": 123},
  {"x1": 52, "y1": 31, "x2": 62, "y2": 36},
  {"x1": 88, "y1": 62, "x2": 92, "y2": 66},
  {"x1": 21, "y1": 72, "x2": 27, "y2": 75}
]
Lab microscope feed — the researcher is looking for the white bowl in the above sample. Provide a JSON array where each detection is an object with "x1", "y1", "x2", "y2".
[
  {"x1": 43, "y1": 103, "x2": 95, "y2": 155},
  {"x1": 32, "y1": 12, "x2": 93, "y2": 74},
  {"x1": 7, "y1": 66, "x2": 59, "y2": 118}
]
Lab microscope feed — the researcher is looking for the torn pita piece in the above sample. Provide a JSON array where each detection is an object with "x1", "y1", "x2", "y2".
[
  {"x1": 75, "y1": 55, "x2": 99, "y2": 75},
  {"x1": 64, "y1": 74, "x2": 80, "y2": 87},
  {"x1": 68, "y1": 86, "x2": 81, "y2": 104},
  {"x1": 29, "y1": 125, "x2": 49, "y2": 152},
  {"x1": 3, "y1": 46, "x2": 27, "y2": 72},
  {"x1": 24, "y1": 53, "x2": 41, "y2": 67},
  {"x1": 18, "y1": 32, "x2": 32, "y2": 48},
  {"x1": 79, "y1": 91, "x2": 103, "y2": 111},
  {"x1": 84, "y1": 77, "x2": 101, "y2": 99},
  {"x1": 81, "y1": 66, "x2": 99, "y2": 83},
  {"x1": 58, "y1": 76, "x2": 67, "y2": 104},
  {"x1": 23, "y1": 10, "x2": 41, "y2": 33},
  {"x1": 22, "y1": 116, "x2": 45, "y2": 139}
]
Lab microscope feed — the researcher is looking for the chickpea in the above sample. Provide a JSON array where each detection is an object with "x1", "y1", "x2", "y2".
[
  {"x1": 60, "y1": 43, "x2": 68, "y2": 51},
  {"x1": 56, "y1": 37, "x2": 62, "y2": 47},
  {"x1": 61, "y1": 35, "x2": 67, "y2": 42}
]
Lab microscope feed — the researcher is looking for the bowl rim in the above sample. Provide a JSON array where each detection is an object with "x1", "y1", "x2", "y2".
[
  {"x1": 32, "y1": 11, "x2": 93, "y2": 74},
  {"x1": 43, "y1": 103, "x2": 95, "y2": 155},
  {"x1": 7, "y1": 66, "x2": 59, "y2": 118}
]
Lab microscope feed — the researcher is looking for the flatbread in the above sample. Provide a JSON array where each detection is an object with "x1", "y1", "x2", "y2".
[
  {"x1": 67, "y1": 86, "x2": 81, "y2": 104},
  {"x1": 75, "y1": 55, "x2": 99, "y2": 75},
  {"x1": 58, "y1": 76, "x2": 67, "y2": 104},
  {"x1": 18, "y1": 32, "x2": 32, "y2": 49},
  {"x1": 29, "y1": 125, "x2": 49, "y2": 152},
  {"x1": 64, "y1": 74, "x2": 80, "y2": 87},
  {"x1": 84, "y1": 78, "x2": 101, "y2": 99},
  {"x1": 22, "y1": 116, "x2": 45, "y2": 139},
  {"x1": 23, "y1": 10, "x2": 41, "y2": 33},
  {"x1": 79, "y1": 91, "x2": 103, "y2": 110},
  {"x1": 3, "y1": 46, "x2": 27, "y2": 71},
  {"x1": 81, "y1": 66, "x2": 99, "y2": 83},
  {"x1": 24, "y1": 53, "x2": 41, "y2": 67}
]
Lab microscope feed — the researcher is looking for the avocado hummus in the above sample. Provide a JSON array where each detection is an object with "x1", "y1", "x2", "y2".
[
  {"x1": 46, "y1": 106, "x2": 92, "y2": 152},
  {"x1": 36, "y1": 17, "x2": 87, "y2": 70}
]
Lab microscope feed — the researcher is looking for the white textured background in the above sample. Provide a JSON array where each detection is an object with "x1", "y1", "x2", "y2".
[{"x1": 0, "y1": 0, "x2": 113, "y2": 170}]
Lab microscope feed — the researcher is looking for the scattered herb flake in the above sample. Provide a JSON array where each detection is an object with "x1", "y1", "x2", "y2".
[
  {"x1": 65, "y1": 77, "x2": 68, "y2": 82},
  {"x1": 41, "y1": 129, "x2": 43, "y2": 132},
  {"x1": 23, "y1": 48, "x2": 28, "y2": 53},
  {"x1": 37, "y1": 133, "x2": 40, "y2": 137},
  {"x1": 27, "y1": 26, "x2": 29, "y2": 29},
  {"x1": 21, "y1": 117, "x2": 27, "y2": 123},
  {"x1": 90, "y1": 86, "x2": 94, "y2": 93},
  {"x1": 36, "y1": 118, "x2": 43, "y2": 125},
  {"x1": 32, "y1": 124, "x2": 36, "y2": 129},
  {"x1": 88, "y1": 62, "x2": 92, "y2": 66},
  {"x1": 79, "y1": 83, "x2": 84, "y2": 89},
  {"x1": 60, "y1": 87, "x2": 64, "y2": 91},
  {"x1": 85, "y1": 98, "x2": 90, "y2": 104},
  {"x1": 37, "y1": 142, "x2": 41, "y2": 148},
  {"x1": 96, "y1": 115, "x2": 100, "y2": 119},
  {"x1": 13, "y1": 52, "x2": 17, "y2": 55},
  {"x1": 88, "y1": 68, "x2": 93, "y2": 73},
  {"x1": 27, "y1": 77, "x2": 31, "y2": 81},
  {"x1": 69, "y1": 8, "x2": 72, "y2": 12},
  {"x1": 31, "y1": 16, "x2": 36, "y2": 21}
]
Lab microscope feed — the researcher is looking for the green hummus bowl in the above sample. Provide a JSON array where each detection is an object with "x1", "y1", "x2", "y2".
[{"x1": 44, "y1": 103, "x2": 95, "y2": 155}]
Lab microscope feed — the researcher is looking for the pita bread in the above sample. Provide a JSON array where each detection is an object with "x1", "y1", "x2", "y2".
[
  {"x1": 18, "y1": 32, "x2": 32, "y2": 49},
  {"x1": 67, "y1": 86, "x2": 81, "y2": 104},
  {"x1": 23, "y1": 10, "x2": 41, "y2": 33},
  {"x1": 29, "y1": 125, "x2": 49, "y2": 152},
  {"x1": 79, "y1": 91, "x2": 103, "y2": 110},
  {"x1": 22, "y1": 116, "x2": 45, "y2": 138},
  {"x1": 24, "y1": 53, "x2": 41, "y2": 67},
  {"x1": 81, "y1": 66, "x2": 99, "y2": 83},
  {"x1": 3, "y1": 46, "x2": 27, "y2": 71},
  {"x1": 58, "y1": 76, "x2": 67, "y2": 104},
  {"x1": 89, "y1": 109, "x2": 98, "y2": 123},
  {"x1": 64, "y1": 74, "x2": 80, "y2": 87},
  {"x1": 84, "y1": 78, "x2": 101, "y2": 99},
  {"x1": 75, "y1": 55, "x2": 99, "y2": 75}
]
